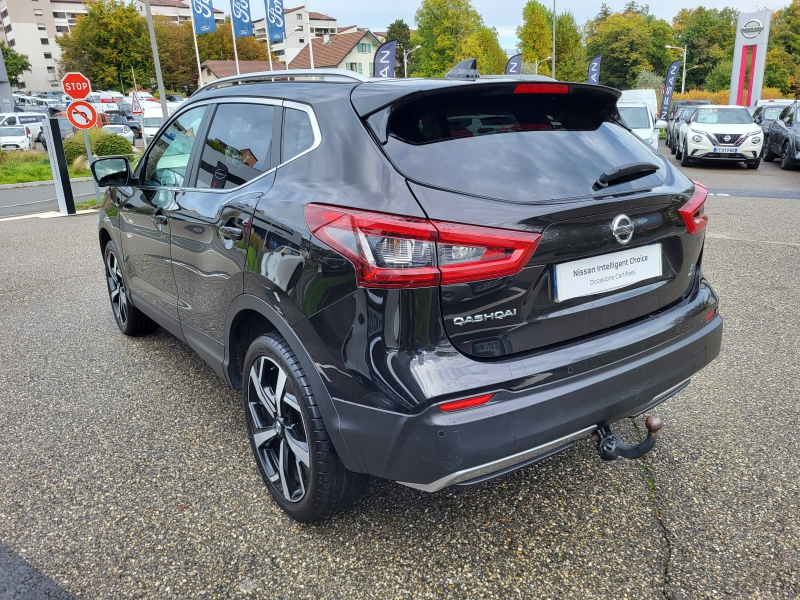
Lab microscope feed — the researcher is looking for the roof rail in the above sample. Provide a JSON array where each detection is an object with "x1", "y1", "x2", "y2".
[{"x1": 193, "y1": 68, "x2": 369, "y2": 96}]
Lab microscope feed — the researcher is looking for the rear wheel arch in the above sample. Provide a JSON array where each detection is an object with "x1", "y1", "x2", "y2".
[{"x1": 223, "y1": 294, "x2": 363, "y2": 473}]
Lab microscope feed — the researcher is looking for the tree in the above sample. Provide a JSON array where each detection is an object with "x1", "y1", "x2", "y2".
[
  {"x1": 516, "y1": 1, "x2": 552, "y2": 76},
  {"x1": 585, "y1": 10, "x2": 675, "y2": 89},
  {"x1": 0, "y1": 42, "x2": 31, "y2": 87},
  {"x1": 769, "y1": 0, "x2": 800, "y2": 96},
  {"x1": 672, "y1": 7, "x2": 738, "y2": 91},
  {"x1": 635, "y1": 69, "x2": 663, "y2": 91},
  {"x1": 413, "y1": 0, "x2": 482, "y2": 77},
  {"x1": 153, "y1": 18, "x2": 195, "y2": 92},
  {"x1": 386, "y1": 19, "x2": 412, "y2": 77},
  {"x1": 705, "y1": 60, "x2": 731, "y2": 92},
  {"x1": 196, "y1": 17, "x2": 268, "y2": 62},
  {"x1": 459, "y1": 26, "x2": 507, "y2": 74},
  {"x1": 553, "y1": 12, "x2": 586, "y2": 81},
  {"x1": 56, "y1": 0, "x2": 152, "y2": 90}
]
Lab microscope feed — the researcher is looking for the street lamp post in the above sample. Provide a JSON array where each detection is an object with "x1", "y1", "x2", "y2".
[
  {"x1": 534, "y1": 56, "x2": 551, "y2": 75},
  {"x1": 665, "y1": 44, "x2": 688, "y2": 94},
  {"x1": 403, "y1": 45, "x2": 421, "y2": 78}
]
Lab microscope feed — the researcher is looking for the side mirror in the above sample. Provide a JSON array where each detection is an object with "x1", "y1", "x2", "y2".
[
  {"x1": 655, "y1": 119, "x2": 668, "y2": 129},
  {"x1": 90, "y1": 156, "x2": 132, "y2": 187}
]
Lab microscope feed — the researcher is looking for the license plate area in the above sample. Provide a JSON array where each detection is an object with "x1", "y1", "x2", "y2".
[
  {"x1": 712, "y1": 147, "x2": 738, "y2": 153},
  {"x1": 554, "y1": 244, "x2": 663, "y2": 302}
]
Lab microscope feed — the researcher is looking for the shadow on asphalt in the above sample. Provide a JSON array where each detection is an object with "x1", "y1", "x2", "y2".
[{"x1": 0, "y1": 540, "x2": 76, "y2": 599}]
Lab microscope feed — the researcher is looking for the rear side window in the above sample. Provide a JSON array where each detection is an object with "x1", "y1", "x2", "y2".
[
  {"x1": 196, "y1": 103, "x2": 275, "y2": 190},
  {"x1": 282, "y1": 108, "x2": 314, "y2": 161},
  {"x1": 380, "y1": 89, "x2": 665, "y2": 203}
]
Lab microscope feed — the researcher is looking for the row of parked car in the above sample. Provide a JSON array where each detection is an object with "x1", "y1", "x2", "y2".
[{"x1": 663, "y1": 98, "x2": 799, "y2": 170}]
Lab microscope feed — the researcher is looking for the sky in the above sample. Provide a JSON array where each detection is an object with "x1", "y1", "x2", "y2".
[{"x1": 216, "y1": 0, "x2": 791, "y2": 54}]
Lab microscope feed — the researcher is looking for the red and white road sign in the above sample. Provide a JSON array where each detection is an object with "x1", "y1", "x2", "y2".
[
  {"x1": 67, "y1": 101, "x2": 97, "y2": 130},
  {"x1": 131, "y1": 91, "x2": 143, "y2": 115},
  {"x1": 61, "y1": 72, "x2": 92, "y2": 100}
]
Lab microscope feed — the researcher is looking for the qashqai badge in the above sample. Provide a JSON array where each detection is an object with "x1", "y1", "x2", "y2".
[{"x1": 611, "y1": 214, "x2": 634, "y2": 245}]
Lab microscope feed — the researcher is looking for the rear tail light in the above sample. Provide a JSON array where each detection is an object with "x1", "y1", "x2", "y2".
[
  {"x1": 305, "y1": 204, "x2": 541, "y2": 288},
  {"x1": 678, "y1": 182, "x2": 708, "y2": 235},
  {"x1": 514, "y1": 83, "x2": 569, "y2": 95},
  {"x1": 439, "y1": 393, "x2": 494, "y2": 412}
]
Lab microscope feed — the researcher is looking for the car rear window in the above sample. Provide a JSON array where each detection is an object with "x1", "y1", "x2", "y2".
[
  {"x1": 380, "y1": 89, "x2": 665, "y2": 203},
  {"x1": 618, "y1": 106, "x2": 651, "y2": 129}
]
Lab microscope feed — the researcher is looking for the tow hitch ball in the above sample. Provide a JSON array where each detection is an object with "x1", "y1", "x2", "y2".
[{"x1": 595, "y1": 416, "x2": 664, "y2": 461}]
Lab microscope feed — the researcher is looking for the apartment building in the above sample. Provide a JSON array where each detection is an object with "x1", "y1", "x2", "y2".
[
  {"x1": 0, "y1": 0, "x2": 223, "y2": 91},
  {"x1": 253, "y1": 5, "x2": 337, "y2": 64}
]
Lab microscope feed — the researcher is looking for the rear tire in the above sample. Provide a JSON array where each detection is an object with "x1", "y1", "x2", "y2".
[
  {"x1": 762, "y1": 138, "x2": 776, "y2": 161},
  {"x1": 680, "y1": 142, "x2": 692, "y2": 167},
  {"x1": 243, "y1": 332, "x2": 369, "y2": 522},
  {"x1": 103, "y1": 240, "x2": 158, "y2": 336},
  {"x1": 780, "y1": 142, "x2": 793, "y2": 170}
]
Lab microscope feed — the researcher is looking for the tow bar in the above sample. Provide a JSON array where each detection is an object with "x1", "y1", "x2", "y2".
[{"x1": 596, "y1": 416, "x2": 664, "y2": 461}]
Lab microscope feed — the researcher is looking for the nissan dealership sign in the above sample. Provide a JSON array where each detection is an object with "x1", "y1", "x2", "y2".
[{"x1": 740, "y1": 19, "x2": 764, "y2": 39}]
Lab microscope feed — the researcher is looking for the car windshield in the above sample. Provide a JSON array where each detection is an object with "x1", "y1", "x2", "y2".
[
  {"x1": 618, "y1": 106, "x2": 651, "y2": 129},
  {"x1": 143, "y1": 117, "x2": 163, "y2": 127},
  {"x1": 0, "y1": 127, "x2": 25, "y2": 136},
  {"x1": 105, "y1": 126, "x2": 124, "y2": 133},
  {"x1": 683, "y1": 106, "x2": 699, "y2": 121},
  {"x1": 763, "y1": 107, "x2": 785, "y2": 120},
  {"x1": 57, "y1": 119, "x2": 73, "y2": 132},
  {"x1": 694, "y1": 107, "x2": 752, "y2": 124}
]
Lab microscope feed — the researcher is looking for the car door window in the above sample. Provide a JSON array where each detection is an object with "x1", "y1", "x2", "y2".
[
  {"x1": 282, "y1": 108, "x2": 315, "y2": 161},
  {"x1": 142, "y1": 106, "x2": 207, "y2": 189},
  {"x1": 195, "y1": 103, "x2": 275, "y2": 190}
]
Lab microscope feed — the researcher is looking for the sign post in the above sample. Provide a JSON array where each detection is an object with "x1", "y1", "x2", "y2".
[{"x1": 61, "y1": 72, "x2": 101, "y2": 204}]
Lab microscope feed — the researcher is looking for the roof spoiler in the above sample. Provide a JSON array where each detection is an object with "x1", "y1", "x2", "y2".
[{"x1": 351, "y1": 80, "x2": 622, "y2": 119}]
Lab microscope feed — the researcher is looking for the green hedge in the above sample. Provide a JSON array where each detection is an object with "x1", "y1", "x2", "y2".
[{"x1": 94, "y1": 134, "x2": 133, "y2": 157}]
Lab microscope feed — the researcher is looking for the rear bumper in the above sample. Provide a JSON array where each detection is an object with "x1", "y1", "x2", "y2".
[{"x1": 329, "y1": 283, "x2": 722, "y2": 490}]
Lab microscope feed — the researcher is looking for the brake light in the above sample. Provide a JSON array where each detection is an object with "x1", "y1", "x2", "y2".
[
  {"x1": 514, "y1": 83, "x2": 569, "y2": 95},
  {"x1": 439, "y1": 393, "x2": 494, "y2": 412},
  {"x1": 305, "y1": 205, "x2": 541, "y2": 288},
  {"x1": 678, "y1": 182, "x2": 708, "y2": 235}
]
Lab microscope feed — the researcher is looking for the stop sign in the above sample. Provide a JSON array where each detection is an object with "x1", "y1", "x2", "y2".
[{"x1": 61, "y1": 72, "x2": 92, "y2": 100}]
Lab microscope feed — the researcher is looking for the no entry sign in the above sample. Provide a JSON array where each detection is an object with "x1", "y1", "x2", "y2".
[
  {"x1": 67, "y1": 101, "x2": 97, "y2": 130},
  {"x1": 61, "y1": 72, "x2": 92, "y2": 100}
]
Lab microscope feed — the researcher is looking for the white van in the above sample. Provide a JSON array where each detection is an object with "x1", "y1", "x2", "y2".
[
  {"x1": 620, "y1": 89, "x2": 659, "y2": 119},
  {"x1": 617, "y1": 102, "x2": 666, "y2": 151},
  {"x1": 0, "y1": 113, "x2": 46, "y2": 142},
  {"x1": 141, "y1": 106, "x2": 166, "y2": 142}
]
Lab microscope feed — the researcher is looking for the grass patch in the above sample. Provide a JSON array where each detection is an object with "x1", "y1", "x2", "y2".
[
  {"x1": 0, "y1": 150, "x2": 91, "y2": 184},
  {"x1": 75, "y1": 199, "x2": 99, "y2": 211}
]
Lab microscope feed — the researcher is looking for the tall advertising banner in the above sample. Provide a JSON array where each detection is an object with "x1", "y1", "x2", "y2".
[
  {"x1": 729, "y1": 12, "x2": 771, "y2": 106},
  {"x1": 504, "y1": 54, "x2": 522, "y2": 75},
  {"x1": 265, "y1": 0, "x2": 286, "y2": 43},
  {"x1": 374, "y1": 40, "x2": 397, "y2": 78},
  {"x1": 231, "y1": 0, "x2": 253, "y2": 37},
  {"x1": 659, "y1": 59, "x2": 681, "y2": 120},
  {"x1": 587, "y1": 56, "x2": 601, "y2": 85},
  {"x1": 192, "y1": 0, "x2": 216, "y2": 34}
]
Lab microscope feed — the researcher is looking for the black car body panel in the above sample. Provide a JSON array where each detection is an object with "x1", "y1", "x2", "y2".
[
  {"x1": 95, "y1": 74, "x2": 723, "y2": 491},
  {"x1": 766, "y1": 102, "x2": 800, "y2": 165}
]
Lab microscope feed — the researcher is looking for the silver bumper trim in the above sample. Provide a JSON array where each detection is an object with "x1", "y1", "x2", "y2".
[{"x1": 397, "y1": 425, "x2": 597, "y2": 493}]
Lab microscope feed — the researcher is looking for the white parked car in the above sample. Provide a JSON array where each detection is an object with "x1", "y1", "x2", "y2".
[
  {"x1": 617, "y1": 102, "x2": 665, "y2": 151},
  {"x1": 0, "y1": 126, "x2": 31, "y2": 151},
  {"x1": 102, "y1": 124, "x2": 135, "y2": 143},
  {"x1": 675, "y1": 105, "x2": 763, "y2": 169}
]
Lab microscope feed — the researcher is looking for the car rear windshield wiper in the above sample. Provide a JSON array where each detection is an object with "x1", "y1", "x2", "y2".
[{"x1": 593, "y1": 162, "x2": 660, "y2": 191}]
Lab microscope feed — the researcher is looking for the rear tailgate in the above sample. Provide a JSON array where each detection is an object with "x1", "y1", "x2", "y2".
[{"x1": 355, "y1": 80, "x2": 704, "y2": 358}]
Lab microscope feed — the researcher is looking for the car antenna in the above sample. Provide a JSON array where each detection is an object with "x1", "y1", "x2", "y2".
[{"x1": 446, "y1": 58, "x2": 480, "y2": 80}]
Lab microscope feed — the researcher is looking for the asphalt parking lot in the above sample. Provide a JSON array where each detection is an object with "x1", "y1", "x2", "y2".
[{"x1": 0, "y1": 142, "x2": 798, "y2": 599}]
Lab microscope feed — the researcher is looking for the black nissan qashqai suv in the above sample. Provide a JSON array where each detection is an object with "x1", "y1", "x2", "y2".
[{"x1": 90, "y1": 70, "x2": 723, "y2": 521}]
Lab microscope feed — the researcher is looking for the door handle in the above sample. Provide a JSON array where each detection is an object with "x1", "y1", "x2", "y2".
[
  {"x1": 152, "y1": 214, "x2": 168, "y2": 230},
  {"x1": 219, "y1": 226, "x2": 243, "y2": 241}
]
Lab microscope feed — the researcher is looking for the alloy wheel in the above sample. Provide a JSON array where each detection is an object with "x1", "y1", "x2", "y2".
[
  {"x1": 247, "y1": 355, "x2": 310, "y2": 503},
  {"x1": 105, "y1": 250, "x2": 127, "y2": 326}
]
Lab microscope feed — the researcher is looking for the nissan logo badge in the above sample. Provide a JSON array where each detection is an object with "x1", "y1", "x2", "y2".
[
  {"x1": 611, "y1": 214, "x2": 635, "y2": 245},
  {"x1": 724, "y1": 135, "x2": 732, "y2": 142},
  {"x1": 740, "y1": 19, "x2": 763, "y2": 39}
]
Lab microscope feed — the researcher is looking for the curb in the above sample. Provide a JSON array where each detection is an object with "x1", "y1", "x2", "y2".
[{"x1": 0, "y1": 177, "x2": 93, "y2": 190}]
